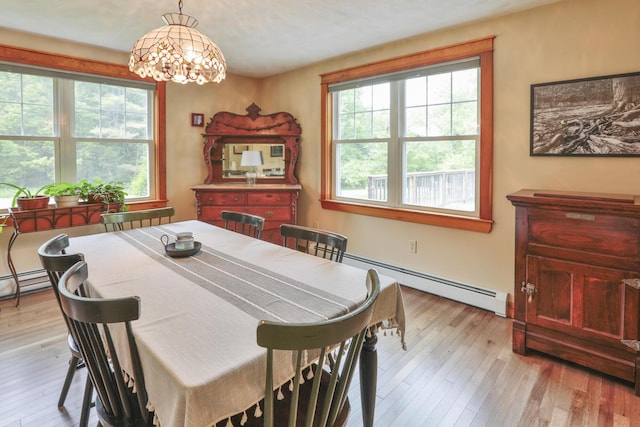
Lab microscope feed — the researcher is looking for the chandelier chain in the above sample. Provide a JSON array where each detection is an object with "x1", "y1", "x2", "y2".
[{"x1": 178, "y1": 0, "x2": 183, "y2": 14}]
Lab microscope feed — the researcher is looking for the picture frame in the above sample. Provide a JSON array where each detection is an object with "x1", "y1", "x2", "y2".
[
  {"x1": 270, "y1": 145, "x2": 284, "y2": 157},
  {"x1": 530, "y1": 71, "x2": 640, "y2": 156},
  {"x1": 233, "y1": 145, "x2": 249, "y2": 155},
  {"x1": 191, "y1": 113, "x2": 204, "y2": 127}
]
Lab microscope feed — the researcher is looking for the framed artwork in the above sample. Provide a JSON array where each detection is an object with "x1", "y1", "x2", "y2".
[
  {"x1": 530, "y1": 71, "x2": 640, "y2": 156},
  {"x1": 270, "y1": 145, "x2": 284, "y2": 157},
  {"x1": 191, "y1": 113, "x2": 204, "y2": 127},
  {"x1": 233, "y1": 145, "x2": 249, "y2": 155}
]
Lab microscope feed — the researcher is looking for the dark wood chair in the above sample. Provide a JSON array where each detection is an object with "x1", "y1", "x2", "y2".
[
  {"x1": 38, "y1": 234, "x2": 93, "y2": 427},
  {"x1": 221, "y1": 210, "x2": 265, "y2": 239},
  {"x1": 249, "y1": 269, "x2": 380, "y2": 427},
  {"x1": 100, "y1": 207, "x2": 175, "y2": 231},
  {"x1": 280, "y1": 224, "x2": 348, "y2": 263},
  {"x1": 58, "y1": 260, "x2": 153, "y2": 427}
]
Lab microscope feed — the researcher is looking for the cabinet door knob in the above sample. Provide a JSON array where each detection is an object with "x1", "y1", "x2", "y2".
[
  {"x1": 263, "y1": 211, "x2": 274, "y2": 218},
  {"x1": 521, "y1": 282, "x2": 536, "y2": 303}
]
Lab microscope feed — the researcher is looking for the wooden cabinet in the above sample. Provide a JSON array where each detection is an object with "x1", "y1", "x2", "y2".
[
  {"x1": 192, "y1": 183, "x2": 301, "y2": 244},
  {"x1": 507, "y1": 189, "x2": 640, "y2": 394}
]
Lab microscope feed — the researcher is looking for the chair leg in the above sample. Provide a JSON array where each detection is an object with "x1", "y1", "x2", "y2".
[
  {"x1": 79, "y1": 374, "x2": 94, "y2": 427},
  {"x1": 58, "y1": 355, "x2": 80, "y2": 407}
]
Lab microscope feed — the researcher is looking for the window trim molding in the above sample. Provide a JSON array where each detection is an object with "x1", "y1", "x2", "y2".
[
  {"x1": 0, "y1": 43, "x2": 167, "y2": 210},
  {"x1": 320, "y1": 36, "x2": 494, "y2": 233}
]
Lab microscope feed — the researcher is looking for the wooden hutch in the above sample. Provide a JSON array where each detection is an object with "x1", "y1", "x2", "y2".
[{"x1": 192, "y1": 104, "x2": 302, "y2": 244}]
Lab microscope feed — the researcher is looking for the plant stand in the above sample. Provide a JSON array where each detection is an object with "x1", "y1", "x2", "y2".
[{"x1": 7, "y1": 203, "x2": 119, "y2": 305}]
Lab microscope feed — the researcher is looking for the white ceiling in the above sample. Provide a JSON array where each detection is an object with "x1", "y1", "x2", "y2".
[{"x1": 0, "y1": 0, "x2": 560, "y2": 78}]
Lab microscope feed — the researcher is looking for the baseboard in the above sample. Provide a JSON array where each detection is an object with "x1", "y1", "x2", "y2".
[
  {"x1": 0, "y1": 269, "x2": 49, "y2": 300},
  {"x1": 343, "y1": 253, "x2": 507, "y2": 317}
]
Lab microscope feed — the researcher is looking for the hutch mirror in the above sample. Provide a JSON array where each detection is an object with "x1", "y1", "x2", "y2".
[{"x1": 201, "y1": 103, "x2": 301, "y2": 184}]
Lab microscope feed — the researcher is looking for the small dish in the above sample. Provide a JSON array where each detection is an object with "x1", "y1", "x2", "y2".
[{"x1": 165, "y1": 241, "x2": 201, "y2": 258}]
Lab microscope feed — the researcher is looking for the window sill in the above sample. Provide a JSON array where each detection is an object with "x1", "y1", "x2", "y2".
[{"x1": 320, "y1": 199, "x2": 493, "y2": 233}]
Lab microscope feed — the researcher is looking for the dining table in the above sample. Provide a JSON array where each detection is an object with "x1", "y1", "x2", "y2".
[{"x1": 67, "y1": 220, "x2": 406, "y2": 427}]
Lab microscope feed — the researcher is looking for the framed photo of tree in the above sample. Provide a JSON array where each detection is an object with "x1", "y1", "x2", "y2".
[{"x1": 530, "y1": 71, "x2": 640, "y2": 156}]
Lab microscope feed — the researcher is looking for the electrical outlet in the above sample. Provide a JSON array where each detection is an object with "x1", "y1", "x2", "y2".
[{"x1": 409, "y1": 240, "x2": 418, "y2": 253}]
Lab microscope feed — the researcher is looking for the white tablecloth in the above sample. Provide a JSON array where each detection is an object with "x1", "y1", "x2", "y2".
[{"x1": 69, "y1": 220, "x2": 405, "y2": 427}]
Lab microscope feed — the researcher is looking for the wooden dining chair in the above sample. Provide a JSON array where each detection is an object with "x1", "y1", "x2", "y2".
[
  {"x1": 101, "y1": 206, "x2": 175, "y2": 231},
  {"x1": 221, "y1": 210, "x2": 265, "y2": 239},
  {"x1": 280, "y1": 224, "x2": 348, "y2": 263},
  {"x1": 249, "y1": 269, "x2": 380, "y2": 427},
  {"x1": 58, "y1": 260, "x2": 153, "y2": 427},
  {"x1": 37, "y1": 234, "x2": 93, "y2": 427}
]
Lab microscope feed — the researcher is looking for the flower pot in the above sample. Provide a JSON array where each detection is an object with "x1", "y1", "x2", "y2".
[
  {"x1": 54, "y1": 195, "x2": 81, "y2": 208},
  {"x1": 16, "y1": 195, "x2": 50, "y2": 211},
  {"x1": 87, "y1": 193, "x2": 103, "y2": 204}
]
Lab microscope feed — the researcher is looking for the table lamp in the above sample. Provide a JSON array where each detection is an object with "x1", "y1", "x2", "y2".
[{"x1": 240, "y1": 150, "x2": 264, "y2": 185}]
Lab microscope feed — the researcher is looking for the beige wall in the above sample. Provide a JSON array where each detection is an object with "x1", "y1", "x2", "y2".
[
  {"x1": 258, "y1": 0, "x2": 640, "y2": 296},
  {"x1": 2, "y1": 0, "x2": 639, "y2": 298}
]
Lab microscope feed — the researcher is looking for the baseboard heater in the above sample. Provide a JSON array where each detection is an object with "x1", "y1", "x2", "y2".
[
  {"x1": 0, "y1": 269, "x2": 49, "y2": 300},
  {"x1": 342, "y1": 253, "x2": 507, "y2": 317}
]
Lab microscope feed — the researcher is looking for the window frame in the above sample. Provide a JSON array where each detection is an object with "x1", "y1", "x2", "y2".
[
  {"x1": 320, "y1": 37, "x2": 494, "y2": 232},
  {"x1": 0, "y1": 44, "x2": 167, "y2": 211}
]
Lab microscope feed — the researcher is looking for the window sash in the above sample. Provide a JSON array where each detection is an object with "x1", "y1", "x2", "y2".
[
  {"x1": 320, "y1": 37, "x2": 494, "y2": 232},
  {"x1": 331, "y1": 62, "x2": 480, "y2": 216},
  {"x1": 0, "y1": 63, "x2": 156, "y2": 208}
]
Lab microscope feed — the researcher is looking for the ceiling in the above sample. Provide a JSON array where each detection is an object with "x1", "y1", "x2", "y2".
[{"x1": 0, "y1": 0, "x2": 560, "y2": 78}]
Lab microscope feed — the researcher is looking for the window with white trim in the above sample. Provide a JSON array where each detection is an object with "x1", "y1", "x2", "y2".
[
  {"x1": 320, "y1": 37, "x2": 494, "y2": 232},
  {"x1": 0, "y1": 64, "x2": 156, "y2": 209}
]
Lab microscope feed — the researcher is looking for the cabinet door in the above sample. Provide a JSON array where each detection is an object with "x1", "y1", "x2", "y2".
[{"x1": 526, "y1": 255, "x2": 639, "y2": 343}]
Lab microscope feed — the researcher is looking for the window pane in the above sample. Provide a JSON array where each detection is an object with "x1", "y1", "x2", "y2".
[
  {"x1": 452, "y1": 68, "x2": 478, "y2": 102},
  {"x1": 403, "y1": 140, "x2": 476, "y2": 211},
  {"x1": 0, "y1": 103, "x2": 21, "y2": 134},
  {"x1": 0, "y1": 72, "x2": 21, "y2": 103},
  {"x1": 336, "y1": 142, "x2": 388, "y2": 201},
  {"x1": 428, "y1": 73, "x2": 451, "y2": 104},
  {"x1": 406, "y1": 77, "x2": 426, "y2": 107},
  {"x1": 427, "y1": 104, "x2": 451, "y2": 136},
  {"x1": 0, "y1": 139, "x2": 55, "y2": 209},
  {"x1": 405, "y1": 106, "x2": 426, "y2": 137},
  {"x1": 77, "y1": 141, "x2": 149, "y2": 198},
  {"x1": 23, "y1": 104, "x2": 54, "y2": 136},
  {"x1": 452, "y1": 101, "x2": 478, "y2": 135}
]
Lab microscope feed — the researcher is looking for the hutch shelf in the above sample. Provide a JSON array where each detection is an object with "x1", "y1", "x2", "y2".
[{"x1": 507, "y1": 189, "x2": 640, "y2": 395}]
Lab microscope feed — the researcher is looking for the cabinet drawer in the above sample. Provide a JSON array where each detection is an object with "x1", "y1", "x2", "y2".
[
  {"x1": 244, "y1": 207, "x2": 292, "y2": 221},
  {"x1": 248, "y1": 192, "x2": 291, "y2": 205},
  {"x1": 528, "y1": 209, "x2": 640, "y2": 258},
  {"x1": 198, "y1": 192, "x2": 247, "y2": 206},
  {"x1": 200, "y1": 206, "x2": 292, "y2": 222}
]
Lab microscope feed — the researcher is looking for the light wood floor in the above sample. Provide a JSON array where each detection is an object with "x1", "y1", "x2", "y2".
[{"x1": 2, "y1": 287, "x2": 640, "y2": 427}]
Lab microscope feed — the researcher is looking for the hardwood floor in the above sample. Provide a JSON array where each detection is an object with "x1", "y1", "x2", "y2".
[{"x1": 2, "y1": 287, "x2": 639, "y2": 426}]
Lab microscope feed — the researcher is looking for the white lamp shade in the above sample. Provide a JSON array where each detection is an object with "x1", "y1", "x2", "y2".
[{"x1": 240, "y1": 150, "x2": 264, "y2": 167}]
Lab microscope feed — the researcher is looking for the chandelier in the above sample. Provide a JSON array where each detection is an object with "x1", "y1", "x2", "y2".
[{"x1": 129, "y1": 0, "x2": 226, "y2": 85}]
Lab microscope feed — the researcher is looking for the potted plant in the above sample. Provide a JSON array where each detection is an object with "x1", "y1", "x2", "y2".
[
  {"x1": 45, "y1": 182, "x2": 82, "y2": 208},
  {"x1": 77, "y1": 179, "x2": 128, "y2": 211},
  {"x1": 0, "y1": 182, "x2": 53, "y2": 210}
]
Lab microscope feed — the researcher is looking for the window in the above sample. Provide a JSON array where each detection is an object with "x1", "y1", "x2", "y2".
[
  {"x1": 0, "y1": 46, "x2": 166, "y2": 211},
  {"x1": 320, "y1": 37, "x2": 494, "y2": 232}
]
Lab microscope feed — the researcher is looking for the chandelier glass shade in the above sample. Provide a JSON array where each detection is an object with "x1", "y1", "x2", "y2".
[{"x1": 129, "y1": 8, "x2": 226, "y2": 85}]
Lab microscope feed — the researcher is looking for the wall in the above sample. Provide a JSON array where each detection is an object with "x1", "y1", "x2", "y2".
[{"x1": 258, "y1": 0, "x2": 640, "y2": 297}]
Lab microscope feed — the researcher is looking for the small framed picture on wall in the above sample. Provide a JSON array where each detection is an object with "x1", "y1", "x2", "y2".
[{"x1": 191, "y1": 113, "x2": 204, "y2": 127}]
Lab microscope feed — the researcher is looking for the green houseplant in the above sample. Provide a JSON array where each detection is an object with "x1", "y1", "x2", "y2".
[
  {"x1": 77, "y1": 179, "x2": 128, "y2": 211},
  {"x1": 0, "y1": 182, "x2": 53, "y2": 210},
  {"x1": 45, "y1": 182, "x2": 82, "y2": 208}
]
